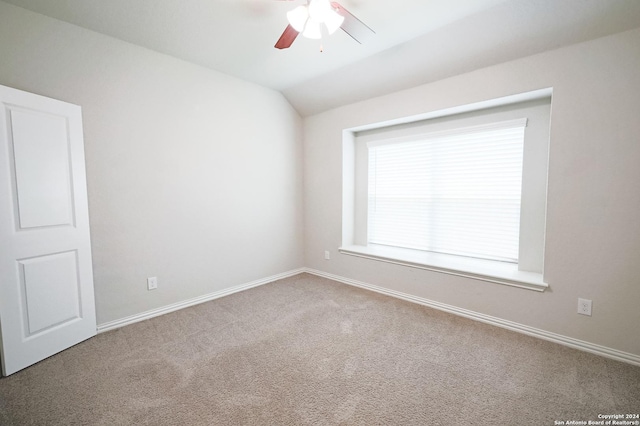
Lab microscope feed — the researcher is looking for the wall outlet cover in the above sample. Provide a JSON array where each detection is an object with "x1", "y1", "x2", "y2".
[
  {"x1": 577, "y1": 298, "x2": 592, "y2": 316},
  {"x1": 147, "y1": 277, "x2": 158, "y2": 290}
]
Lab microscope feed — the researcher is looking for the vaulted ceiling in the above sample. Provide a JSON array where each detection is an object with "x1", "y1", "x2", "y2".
[{"x1": 4, "y1": 0, "x2": 640, "y2": 115}]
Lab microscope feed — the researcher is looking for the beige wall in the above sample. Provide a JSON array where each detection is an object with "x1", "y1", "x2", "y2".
[
  {"x1": 303, "y1": 28, "x2": 640, "y2": 356},
  {"x1": 0, "y1": 2, "x2": 304, "y2": 324}
]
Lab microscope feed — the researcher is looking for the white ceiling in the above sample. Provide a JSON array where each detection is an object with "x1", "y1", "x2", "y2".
[{"x1": 4, "y1": 0, "x2": 640, "y2": 115}]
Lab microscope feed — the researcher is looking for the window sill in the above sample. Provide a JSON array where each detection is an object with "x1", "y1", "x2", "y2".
[{"x1": 338, "y1": 245, "x2": 548, "y2": 292}]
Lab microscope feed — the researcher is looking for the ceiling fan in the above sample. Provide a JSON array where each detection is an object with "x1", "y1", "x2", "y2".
[{"x1": 275, "y1": 0, "x2": 375, "y2": 49}]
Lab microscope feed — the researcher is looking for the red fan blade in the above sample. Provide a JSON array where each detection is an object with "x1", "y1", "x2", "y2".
[
  {"x1": 275, "y1": 24, "x2": 299, "y2": 49},
  {"x1": 331, "y1": 2, "x2": 375, "y2": 44}
]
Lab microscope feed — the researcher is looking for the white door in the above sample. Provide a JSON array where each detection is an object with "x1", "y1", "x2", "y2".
[{"x1": 0, "y1": 84, "x2": 96, "y2": 376}]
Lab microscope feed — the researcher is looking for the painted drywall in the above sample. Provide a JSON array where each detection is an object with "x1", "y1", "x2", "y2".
[
  {"x1": 0, "y1": 2, "x2": 304, "y2": 324},
  {"x1": 303, "y1": 28, "x2": 640, "y2": 357}
]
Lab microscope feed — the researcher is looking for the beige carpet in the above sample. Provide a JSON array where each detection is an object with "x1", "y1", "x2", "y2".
[{"x1": 0, "y1": 273, "x2": 638, "y2": 425}]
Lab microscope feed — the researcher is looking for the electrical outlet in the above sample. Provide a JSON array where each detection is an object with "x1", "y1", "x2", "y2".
[
  {"x1": 577, "y1": 298, "x2": 592, "y2": 316},
  {"x1": 324, "y1": 250, "x2": 330, "y2": 260},
  {"x1": 147, "y1": 277, "x2": 158, "y2": 290}
]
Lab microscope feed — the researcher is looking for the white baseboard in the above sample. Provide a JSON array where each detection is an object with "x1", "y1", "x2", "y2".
[
  {"x1": 96, "y1": 266, "x2": 640, "y2": 367},
  {"x1": 97, "y1": 268, "x2": 306, "y2": 333},
  {"x1": 304, "y1": 268, "x2": 640, "y2": 367}
]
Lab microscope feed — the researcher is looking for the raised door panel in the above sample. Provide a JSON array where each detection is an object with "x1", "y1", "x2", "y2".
[
  {"x1": 18, "y1": 251, "x2": 81, "y2": 336},
  {"x1": 9, "y1": 108, "x2": 74, "y2": 229}
]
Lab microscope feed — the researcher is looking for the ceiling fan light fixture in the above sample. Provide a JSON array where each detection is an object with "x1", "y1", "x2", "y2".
[
  {"x1": 275, "y1": 1, "x2": 374, "y2": 50},
  {"x1": 287, "y1": 5, "x2": 309, "y2": 32},
  {"x1": 307, "y1": 0, "x2": 332, "y2": 23},
  {"x1": 302, "y1": 20, "x2": 322, "y2": 39},
  {"x1": 324, "y1": 8, "x2": 344, "y2": 35}
]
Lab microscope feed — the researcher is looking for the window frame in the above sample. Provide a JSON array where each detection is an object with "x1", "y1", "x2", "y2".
[{"x1": 340, "y1": 89, "x2": 552, "y2": 291}]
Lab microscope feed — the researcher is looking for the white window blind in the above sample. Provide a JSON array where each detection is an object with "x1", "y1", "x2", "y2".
[{"x1": 367, "y1": 119, "x2": 527, "y2": 263}]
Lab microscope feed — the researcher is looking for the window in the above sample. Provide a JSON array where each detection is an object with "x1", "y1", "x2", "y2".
[
  {"x1": 341, "y1": 91, "x2": 551, "y2": 291},
  {"x1": 368, "y1": 119, "x2": 526, "y2": 263}
]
